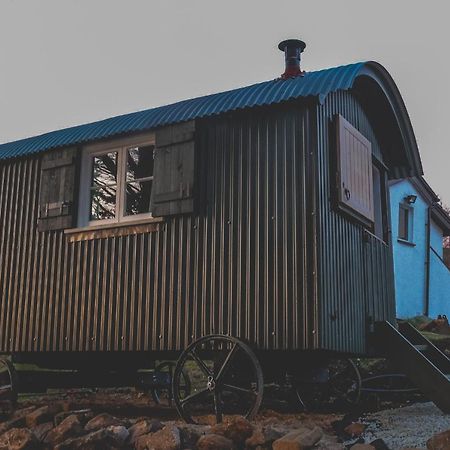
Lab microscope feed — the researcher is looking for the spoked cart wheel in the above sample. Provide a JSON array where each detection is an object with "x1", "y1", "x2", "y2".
[
  {"x1": 327, "y1": 358, "x2": 362, "y2": 406},
  {"x1": 0, "y1": 358, "x2": 17, "y2": 415},
  {"x1": 294, "y1": 358, "x2": 361, "y2": 411},
  {"x1": 172, "y1": 335, "x2": 264, "y2": 424},
  {"x1": 151, "y1": 361, "x2": 191, "y2": 407}
]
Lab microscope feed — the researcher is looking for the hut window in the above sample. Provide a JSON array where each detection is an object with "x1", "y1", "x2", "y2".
[
  {"x1": 336, "y1": 115, "x2": 374, "y2": 224},
  {"x1": 79, "y1": 138, "x2": 156, "y2": 227}
]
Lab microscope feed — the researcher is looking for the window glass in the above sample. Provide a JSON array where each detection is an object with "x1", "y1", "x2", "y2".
[
  {"x1": 398, "y1": 204, "x2": 410, "y2": 241},
  {"x1": 126, "y1": 180, "x2": 152, "y2": 215},
  {"x1": 125, "y1": 145, "x2": 154, "y2": 216},
  {"x1": 92, "y1": 152, "x2": 117, "y2": 186},
  {"x1": 90, "y1": 152, "x2": 118, "y2": 220},
  {"x1": 126, "y1": 145, "x2": 154, "y2": 181},
  {"x1": 90, "y1": 186, "x2": 117, "y2": 220}
]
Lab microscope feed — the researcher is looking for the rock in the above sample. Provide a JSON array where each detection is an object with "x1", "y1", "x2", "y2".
[
  {"x1": 135, "y1": 425, "x2": 181, "y2": 450},
  {"x1": 84, "y1": 413, "x2": 124, "y2": 431},
  {"x1": 211, "y1": 416, "x2": 253, "y2": 446},
  {"x1": 54, "y1": 409, "x2": 94, "y2": 426},
  {"x1": 127, "y1": 418, "x2": 164, "y2": 445},
  {"x1": 0, "y1": 427, "x2": 39, "y2": 450},
  {"x1": 11, "y1": 407, "x2": 37, "y2": 420},
  {"x1": 272, "y1": 426, "x2": 324, "y2": 450},
  {"x1": 246, "y1": 425, "x2": 285, "y2": 449},
  {"x1": 25, "y1": 404, "x2": 63, "y2": 428},
  {"x1": 31, "y1": 422, "x2": 53, "y2": 442},
  {"x1": 197, "y1": 433, "x2": 233, "y2": 450},
  {"x1": 350, "y1": 445, "x2": 375, "y2": 450},
  {"x1": 0, "y1": 415, "x2": 27, "y2": 434},
  {"x1": 107, "y1": 425, "x2": 129, "y2": 445},
  {"x1": 44, "y1": 414, "x2": 84, "y2": 446},
  {"x1": 177, "y1": 424, "x2": 211, "y2": 448},
  {"x1": 344, "y1": 423, "x2": 366, "y2": 438},
  {"x1": 370, "y1": 438, "x2": 390, "y2": 450},
  {"x1": 316, "y1": 435, "x2": 345, "y2": 450},
  {"x1": 55, "y1": 428, "x2": 124, "y2": 450},
  {"x1": 427, "y1": 429, "x2": 450, "y2": 450}
]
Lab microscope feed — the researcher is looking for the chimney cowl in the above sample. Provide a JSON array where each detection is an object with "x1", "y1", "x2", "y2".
[{"x1": 278, "y1": 39, "x2": 306, "y2": 79}]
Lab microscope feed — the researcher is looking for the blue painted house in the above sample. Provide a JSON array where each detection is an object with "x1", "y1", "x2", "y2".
[{"x1": 390, "y1": 177, "x2": 450, "y2": 318}]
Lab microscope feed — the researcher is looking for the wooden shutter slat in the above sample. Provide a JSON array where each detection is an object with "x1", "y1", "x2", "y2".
[{"x1": 336, "y1": 115, "x2": 374, "y2": 222}]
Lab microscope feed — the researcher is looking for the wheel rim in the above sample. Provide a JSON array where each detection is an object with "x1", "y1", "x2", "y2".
[
  {"x1": 151, "y1": 361, "x2": 191, "y2": 406},
  {"x1": 0, "y1": 358, "x2": 17, "y2": 414},
  {"x1": 172, "y1": 335, "x2": 264, "y2": 424},
  {"x1": 327, "y1": 358, "x2": 362, "y2": 406}
]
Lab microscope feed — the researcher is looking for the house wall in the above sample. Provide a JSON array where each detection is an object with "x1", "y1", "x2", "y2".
[{"x1": 390, "y1": 179, "x2": 450, "y2": 318}]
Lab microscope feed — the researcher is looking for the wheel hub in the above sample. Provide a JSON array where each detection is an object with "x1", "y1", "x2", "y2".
[{"x1": 207, "y1": 375, "x2": 216, "y2": 391}]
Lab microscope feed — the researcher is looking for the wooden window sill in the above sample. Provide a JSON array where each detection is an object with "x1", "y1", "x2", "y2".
[{"x1": 65, "y1": 217, "x2": 164, "y2": 242}]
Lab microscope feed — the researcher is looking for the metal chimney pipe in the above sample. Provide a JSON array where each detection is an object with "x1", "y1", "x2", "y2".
[{"x1": 278, "y1": 39, "x2": 306, "y2": 79}]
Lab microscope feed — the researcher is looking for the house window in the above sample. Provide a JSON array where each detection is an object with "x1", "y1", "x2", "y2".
[
  {"x1": 398, "y1": 203, "x2": 413, "y2": 242},
  {"x1": 80, "y1": 137, "x2": 155, "y2": 226}
]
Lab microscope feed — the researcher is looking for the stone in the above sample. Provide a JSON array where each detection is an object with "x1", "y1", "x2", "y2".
[
  {"x1": 196, "y1": 433, "x2": 234, "y2": 450},
  {"x1": 127, "y1": 418, "x2": 164, "y2": 445},
  {"x1": 344, "y1": 423, "x2": 366, "y2": 438},
  {"x1": 316, "y1": 435, "x2": 345, "y2": 450},
  {"x1": 0, "y1": 427, "x2": 39, "y2": 450},
  {"x1": 427, "y1": 429, "x2": 450, "y2": 450},
  {"x1": 211, "y1": 416, "x2": 253, "y2": 446},
  {"x1": 177, "y1": 424, "x2": 211, "y2": 449},
  {"x1": 25, "y1": 404, "x2": 63, "y2": 428},
  {"x1": 107, "y1": 425, "x2": 129, "y2": 445},
  {"x1": 44, "y1": 414, "x2": 84, "y2": 445},
  {"x1": 55, "y1": 428, "x2": 123, "y2": 450},
  {"x1": 350, "y1": 445, "x2": 375, "y2": 450},
  {"x1": 54, "y1": 409, "x2": 94, "y2": 426},
  {"x1": 135, "y1": 425, "x2": 181, "y2": 450},
  {"x1": 84, "y1": 413, "x2": 124, "y2": 432},
  {"x1": 0, "y1": 415, "x2": 27, "y2": 434},
  {"x1": 272, "y1": 426, "x2": 324, "y2": 450},
  {"x1": 31, "y1": 422, "x2": 53, "y2": 442},
  {"x1": 370, "y1": 438, "x2": 390, "y2": 450},
  {"x1": 246, "y1": 425, "x2": 286, "y2": 449}
]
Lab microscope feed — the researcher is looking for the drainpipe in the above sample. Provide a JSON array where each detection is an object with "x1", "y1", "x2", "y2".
[{"x1": 424, "y1": 204, "x2": 436, "y2": 317}]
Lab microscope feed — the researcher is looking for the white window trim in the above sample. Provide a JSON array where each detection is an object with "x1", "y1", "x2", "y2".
[
  {"x1": 398, "y1": 202, "x2": 414, "y2": 243},
  {"x1": 78, "y1": 133, "x2": 155, "y2": 228}
]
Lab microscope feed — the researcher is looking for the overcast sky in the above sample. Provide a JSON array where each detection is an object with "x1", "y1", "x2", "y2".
[{"x1": 1, "y1": 0, "x2": 449, "y2": 204}]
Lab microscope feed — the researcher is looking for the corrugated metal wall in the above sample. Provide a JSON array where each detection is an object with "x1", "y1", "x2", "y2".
[
  {"x1": 0, "y1": 104, "x2": 313, "y2": 353},
  {"x1": 316, "y1": 90, "x2": 396, "y2": 354}
]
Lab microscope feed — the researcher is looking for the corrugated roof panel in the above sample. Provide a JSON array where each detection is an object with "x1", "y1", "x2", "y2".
[{"x1": 0, "y1": 62, "x2": 366, "y2": 160}]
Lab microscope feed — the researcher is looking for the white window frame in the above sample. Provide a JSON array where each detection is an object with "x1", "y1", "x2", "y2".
[
  {"x1": 78, "y1": 133, "x2": 155, "y2": 228},
  {"x1": 398, "y1": 202, "x2": 414, "y2": 243}
]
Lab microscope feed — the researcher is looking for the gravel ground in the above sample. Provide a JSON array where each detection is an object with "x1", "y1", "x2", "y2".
[{"x1": 359, "y1": 402, "x2": 450, "y2": 448}]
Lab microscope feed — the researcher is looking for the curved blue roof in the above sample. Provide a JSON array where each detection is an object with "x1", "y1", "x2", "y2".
[{"x1": 0, "y1": 62, "x2": 367, "y2": 160}]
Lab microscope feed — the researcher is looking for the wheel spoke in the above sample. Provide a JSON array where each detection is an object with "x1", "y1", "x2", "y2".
[
  {"x1": 215, "y1": 343, "x2": 239, "y2": 382},
  {"x1": 222, "y1": 383, "x2": 257, "y2": 396},
  {"x1": 180, "y1": 388, "x2": 210, "y2": 406},
  {"x1": 189, "y1": 349, "x2": 212, "y2": 377}
]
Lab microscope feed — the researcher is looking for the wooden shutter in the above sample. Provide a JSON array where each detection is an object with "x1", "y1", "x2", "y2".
[
  {"x1": 38, "y1": 147, "x2": 79, "y2": 231},
  {"x1": 336, "y1": 115, "x2": 374, "y2": 222},
  {"x1": 152, "y1": 120, "x2": 195, "y2": 216}
]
